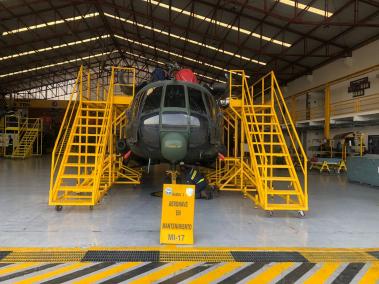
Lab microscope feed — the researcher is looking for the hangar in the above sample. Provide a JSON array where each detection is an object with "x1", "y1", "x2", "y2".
[{"x1": 0, "y1": 0, "x2": 378, "y2": 282}]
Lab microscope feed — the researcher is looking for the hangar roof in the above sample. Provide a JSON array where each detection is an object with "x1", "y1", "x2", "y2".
[{"x1": 0, "y1": 0, "x2": 378, "y2": 95}]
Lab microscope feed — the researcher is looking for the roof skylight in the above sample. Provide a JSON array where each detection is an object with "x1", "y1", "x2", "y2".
[
  {"x1": 2, "y1": 12, "x2": 100, "y2": 36},
  {"x1": 0, "y1": 35, "x2": 110, "y2": 62},
  {"x1": 278, "y1": 0, "x2": 333, "y2": 17},
  {"x1": 106, "y1": 13, "x2": 266, "y2": 66},
  {"x1": 141, "y1": 0, "x2": 292, "y2": 47}
]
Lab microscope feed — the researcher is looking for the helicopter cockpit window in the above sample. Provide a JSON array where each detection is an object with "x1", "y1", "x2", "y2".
[
  {"x1": 188, "y1": 87, "x2": 206, "y2": 114},
  {"x1": 143, "y1": 115, "x2": 159, "y2": 125},
  {"x1": 164, "y1": 85, "x2": 186, "y2": 108},
  {"x1": 162, "y1": 113, "x2": 188, "y2": 126},
  {"x1": 142, "y1": 86, "x2": 163, "y2": 113}
]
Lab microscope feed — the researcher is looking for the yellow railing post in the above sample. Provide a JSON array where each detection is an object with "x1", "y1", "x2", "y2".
[{"x1": 324, "y1": 85, "x2": 331, "y2": 141}]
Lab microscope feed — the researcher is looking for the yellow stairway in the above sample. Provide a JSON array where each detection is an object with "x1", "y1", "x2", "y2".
[
  {"x1": 12, "y1": 119, "x2": 41, "y2": 159},
  {"x1": 49, "y1": 67, "x2": 113, "y2": 208},
  {"x1": 228, "y1": 71, "x2": 308, "y2": 213},
  {"x1": 49, "y1": 66, "x2": 140, "y2": 209}
]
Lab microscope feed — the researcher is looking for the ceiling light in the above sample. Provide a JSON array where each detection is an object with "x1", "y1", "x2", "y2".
[
  {"x1": 106, "y1": 13, "x2": 265, "y2": 66},
  {"x1": 123, "y1": 52, "x2": 223, "y2": 83},
  {"x1": 0, "y1": 35, "x2": 110, "y2": 62},
  {"x1": 0, "y1": 49, "x2": 224, "y2": 83},
  {"x1": 0, "y1": 51, "x2": 116, "y2": 78},
  {"x1": 2, "y1": 12, "x2": 99, "y2": 36},
  {"x1": 194, "y1": 73, "x2": 226, "y2": 83},
  {"x1": 114, "y1": 34, "x2": 249, "y2": 78},
  {"x1": 278, "y1": 0, "x2": 333, "y2": 17},
  {"x1": 142, "y1": 0, "x2": 292, "y2": 47}
]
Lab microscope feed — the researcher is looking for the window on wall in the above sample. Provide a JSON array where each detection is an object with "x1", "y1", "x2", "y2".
[
  {"x1": 164, "y1": 85, "x2": 186, "y2": 108},
  {"x1": 188, "y1": 87, "x2": 206, "y2": 114},
  {"x1": 142, "y1": 86, "x2": 163, "y2": 113}
]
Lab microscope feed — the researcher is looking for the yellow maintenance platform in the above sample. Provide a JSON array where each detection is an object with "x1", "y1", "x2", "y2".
[
  {"x1": 2, "y1": 114, "x2": 42, "y2": 159},
  {"x1": 207, "y1": 71, "x2": 307, "y2": 215},
  {"x1": 49, "y1": 66, "x2": 141, "y2": 209},
  {"x1": 49, "y1": 67, "x2": 307, "y2": 215}
]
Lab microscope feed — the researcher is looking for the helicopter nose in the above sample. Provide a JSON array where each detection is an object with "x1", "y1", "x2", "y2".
[{"x1": 160, "y1": 132, "x2": 187, "y2": 164}]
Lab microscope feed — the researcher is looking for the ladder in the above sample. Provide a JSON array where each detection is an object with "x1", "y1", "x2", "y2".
[
  {"x1": 49, "y1": 66, "x2": 140, "y2": 209},
  {"x1": 12, "y1": 119, "x2": 41, "y2": 158},
  {"x1": 49, "y1": 67, "x2": 112, "y2": 207},
  {"x1": 211, "y1": 71, "x2": 308, "y2": 214}
]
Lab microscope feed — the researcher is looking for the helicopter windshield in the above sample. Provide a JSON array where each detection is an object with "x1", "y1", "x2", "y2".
[
  {"x1": 164, "y1": 85, "x2": 186, "y2": 108},
  {"x1": 142, "y1": 86, "x2": 162, "y2": 113},
  {"x1": 138, "y1": 81, "x2": 214, "y2": 129},
  {"x1": 188, "y1": 87, "x2": 206, "y2": 114}
]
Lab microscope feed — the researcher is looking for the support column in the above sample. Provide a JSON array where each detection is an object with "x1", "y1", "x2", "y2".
[{"x1": 324, "y1": 85, "x2": 331, "y2": 140}]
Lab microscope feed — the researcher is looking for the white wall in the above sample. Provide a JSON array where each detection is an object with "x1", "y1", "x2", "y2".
[
  {"x1": 287, "y1": 40, "x2": 379, "y2": 120},
  {"x1": 285, "y1": 39, "x2": 379, "y2": 97},
  {"x1": 285, "y1": 39, "x2": 379, "y2": 156}
]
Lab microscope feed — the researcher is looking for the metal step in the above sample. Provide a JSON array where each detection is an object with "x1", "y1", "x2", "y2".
[{"x1": 262, "y1": 177, "x2": 295, "y2": 181}]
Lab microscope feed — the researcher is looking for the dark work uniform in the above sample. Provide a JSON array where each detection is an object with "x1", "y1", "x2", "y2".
[
  {"x1": 6, "y1": 137, "x2": 13, "y2": 155},
  {"x1": 183, "y1": 168, "x2": 207, "y2": 199}
]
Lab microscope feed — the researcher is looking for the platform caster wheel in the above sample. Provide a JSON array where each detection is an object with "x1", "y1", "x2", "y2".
[
  {"x1": 298, "y1": 211, "x2": 305, "y2": 217},
  {"x1": 267, "y1": 210, "x2": 273, "y2": 217},
  {"x1": 89, "y1": 206, "x2": 94, "y2": 210},
  {"x1": 55, "y1": 205, "x2": 63, "y2": 212}
]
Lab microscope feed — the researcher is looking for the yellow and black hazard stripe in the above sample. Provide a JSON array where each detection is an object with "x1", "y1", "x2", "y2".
[
  {"x1": 0, "y1": 247, "x2": 377, "y2": 283},
  {"x1": 1, "y1": 247, "x2": 378, "y2": 263}
]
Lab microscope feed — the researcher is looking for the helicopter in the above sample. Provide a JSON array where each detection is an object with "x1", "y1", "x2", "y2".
[{"x1": 117, "y1": 63, "x2": 225, "y2": 168}]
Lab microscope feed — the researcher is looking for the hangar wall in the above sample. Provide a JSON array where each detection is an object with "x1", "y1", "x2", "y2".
[
  {"x1": 286, "y1": 40, "x2": 379, "y2": 96},
  {"x1": 283, "y1": 39, "x2": 379, "y2": 157}
]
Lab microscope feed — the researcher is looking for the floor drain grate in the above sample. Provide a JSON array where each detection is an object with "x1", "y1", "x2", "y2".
[
  {"x1": 301, "y1": 252, "x2": 378, "y2": 262},
  {"x1": 82, "y1": 251, "x2": 160, "y2": 262},
  {"x1": 159, "y1": 251, "x2": 234, "y2": 262},
  {"x1": 231, "y1": 251, "x2": 308, "y2": 262},
  {"x1": 2, "y1": 251, "x2": 85, "y2": 262},
  {"x1": 0, "y1": 251, "x2": 11, "y2": 261}
]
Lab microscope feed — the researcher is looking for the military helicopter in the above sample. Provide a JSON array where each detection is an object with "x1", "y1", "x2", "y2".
[{"x1": 117, "y1": 63, "x2": 225, "y2": 170}]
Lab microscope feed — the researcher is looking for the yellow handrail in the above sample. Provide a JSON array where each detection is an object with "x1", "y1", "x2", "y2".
[
  {"x1": 271, "y1": 73, "x2": 308, "y2": 204},
  {"x1": 272, "y1": 74, "x2": 307, "y2": 170},
  {"x1": 50, "y1": 66, "x2": 82, "y2": 197},
  {"x1": 250, "y1": 71, "x2": 308, "y2": 208},
  {"x1": 229, "y1": 70, "x2": 269, "y2": 206}
]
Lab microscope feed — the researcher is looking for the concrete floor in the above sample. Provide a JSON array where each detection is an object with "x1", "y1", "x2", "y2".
[{"x1": 0, "y1": 156, "x2": 378, "y2": 248}]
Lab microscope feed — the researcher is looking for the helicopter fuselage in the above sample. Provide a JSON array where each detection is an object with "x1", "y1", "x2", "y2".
[{"x1": 125, "y1": 80, "x2": 223, "y2": 165}]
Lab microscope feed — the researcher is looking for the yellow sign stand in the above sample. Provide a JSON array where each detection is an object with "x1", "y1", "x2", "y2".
[{"x1": 160, "y1": 183, "x2": 195, "y2": 245}]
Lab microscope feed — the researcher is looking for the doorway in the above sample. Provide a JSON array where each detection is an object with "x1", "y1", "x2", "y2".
[{"x1": 368, "y1": 135, "x2": 379, "y2": 154}]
